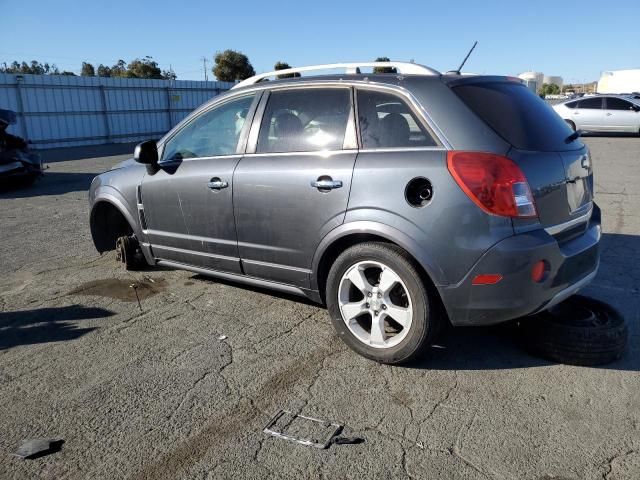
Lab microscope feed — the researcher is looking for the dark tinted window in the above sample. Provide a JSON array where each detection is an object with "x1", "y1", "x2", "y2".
[
  {"x1": 256, "y1": 88, "x2": 350, "y2": 153},
  {"x1": 577, "y1": 97, "x2": 603, "y2": 109},
  {"x1": 453, "y1": 81, "x2": 575, "y2": 151},
  {"x1": 606, "y1": 97, "x2": 634, "y2": 110},
  {"x1": 357, "y1": 90, "x2": 437, "y2": 148},
  {"x1": 162, "y1": 94, "x2": 254, "y2": 161},
  {"x1": 565, "y1": 101, "x2": 579, "y2": 108}
]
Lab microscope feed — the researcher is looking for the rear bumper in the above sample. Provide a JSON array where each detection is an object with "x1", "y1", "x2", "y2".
[{"x1": 439, "y1": 206, "x2": 601, "y2": 326}]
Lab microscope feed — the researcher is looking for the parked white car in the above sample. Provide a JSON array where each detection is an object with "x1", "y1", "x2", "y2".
[{"x1": 553, "y1": 95, "x2": 640, "y2": 133}]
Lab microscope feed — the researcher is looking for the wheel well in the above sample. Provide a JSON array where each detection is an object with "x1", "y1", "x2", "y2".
[
  {"x1": 316, "y1": 233, "x2": 442, "y2": 308},
  {"x1": 90, "y1": 201, "x2": 134, "y2": 253}
]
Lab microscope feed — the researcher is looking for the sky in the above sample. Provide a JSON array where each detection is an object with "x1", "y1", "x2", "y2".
[{"x1": 2, "y1": 0, "x2": 639, "y2": 83}]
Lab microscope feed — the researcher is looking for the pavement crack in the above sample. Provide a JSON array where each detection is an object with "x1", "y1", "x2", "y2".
[
  {"x1": 602, "y1": 449, "x2": 636, "y2": 480},
  {"x1": 452, "y1": 412, "x2": 498, "y2": 480},
  {"x1": 167, "y1": 369, "x2": 219, "y2": 424}
]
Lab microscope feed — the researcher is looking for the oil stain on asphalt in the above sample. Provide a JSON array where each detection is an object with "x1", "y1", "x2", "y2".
[{"x1": 68, "y1": 277, "x2": 167, "y2": 302}]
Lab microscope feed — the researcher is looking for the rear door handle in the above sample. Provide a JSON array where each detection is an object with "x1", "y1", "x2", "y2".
[
  {"x1": 605, "y1": 112, "x2": 612, "y2": 116},
  {"x1": 207, "y1": 178, "x2": 229, "y2": 190},
  {"x1": 311, "y1": 179, "x2": 343, "y2": 190}
]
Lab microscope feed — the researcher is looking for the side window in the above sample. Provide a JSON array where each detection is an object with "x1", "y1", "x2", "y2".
[
  {"x1": 162, "y1": 94, "x2": 255, "y2": 161},
  {"x1": 357, "y1": 90, "x2": 437, "y2": 148},
  {"x1": 606, "y1": 97, "x2": 634, "y2": 110},
  {"x1": 256, "y1": 88, "x2": 350, "y2": 153},
  {"x1": 577, "y1": 97, "x2": 603, "y2": 110},
  {"x1": 565, "y1": 101, "x2": 578, "y2": 108}
]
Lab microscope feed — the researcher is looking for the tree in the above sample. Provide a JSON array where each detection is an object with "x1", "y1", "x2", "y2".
[
  {"x1": 540, "y1": 83, "x2": 561, "y2": 96},
  {"x1": 126, "y1": 56, "x2": 163, "y2": 79},
  {"x1": 373, "y1": 57, "x2": 397, "y2": 74},
  {"x1": 0, "y1": 60, "x2": 60, "y2": 75},
  {"x1": 97, "y1": 64, "x2": 111, "y2": 77},
  {"x1": 274, "y1": 61, "x2": 301, "y2": 79},
  {"x1": 162, "y1": 68, "x2": 177, "y2": 80},
  {"x1": 213, "y1": 50, "x2": 255, "y2": 82},
  {"x1": 110, "y1": 59, "x2": 128, "y2": 77},
  {"x1": 81, "y1": 62, "x2": 95, "y2": 77}
]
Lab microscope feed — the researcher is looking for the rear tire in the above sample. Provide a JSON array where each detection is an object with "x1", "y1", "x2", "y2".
[
  {"x1": 518, "y1": 295, "x2": 627, "y2": 366},
  {"x1": 565, "y1": 120, "x2": 576, "y2": 131},
  {"x1": 325, "y1": 242, "x2": 441, "y2": 364}
]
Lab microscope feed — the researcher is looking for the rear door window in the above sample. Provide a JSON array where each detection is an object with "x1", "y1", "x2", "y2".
[
  {"x1": 452, "y1": 81, "x2": 577, "y2": 151},
  {"x1": 565, "y1": 101, "x2": 579, "y2": 108},
  {"x1": 256, "y1": 88, "x2": 350, "y2": 153},
  {"x1": 577, "y1": 97, "x2": 603, "y2": 109},
  {"x1": 356, "y1": 90, "x2": 437, "y2": 148},
  {"x1": 605, "y1": 97, "x2": 634, "y2": 110}
]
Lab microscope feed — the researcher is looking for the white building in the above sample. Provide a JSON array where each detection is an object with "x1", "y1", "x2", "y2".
[
  {"x1": 597, "y1": 69, "x2": 640, "y2": 94},
  {"x1": 518, "y1": 71, "x2": 544, "y2": 88},
  {"x1": 543, "y1": 75, "x2": 563, "y2": 88}
]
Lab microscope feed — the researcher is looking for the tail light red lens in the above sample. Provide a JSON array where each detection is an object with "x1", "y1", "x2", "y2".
[
  {"x1": 472, "y1": 274, "x2": 503, "y2": 285},
  {"x1": 447, "y1": 151, "x2": 538, "y2": 218},
  {"x1": 531, "y1": 260, "x2": 549, "y2": 283}
]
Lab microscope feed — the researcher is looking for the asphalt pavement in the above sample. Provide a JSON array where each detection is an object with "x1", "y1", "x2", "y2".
[{"x1": 0, "y1": 137, "x2": 638, "y2": 479}]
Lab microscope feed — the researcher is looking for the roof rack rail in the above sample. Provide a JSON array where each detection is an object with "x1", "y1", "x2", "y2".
[{"x1": 232, "y1": 62, "x2": 440, "y2": 89}]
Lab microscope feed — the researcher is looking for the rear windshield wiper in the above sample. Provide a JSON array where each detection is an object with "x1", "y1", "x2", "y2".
[{"x1": 565, "y1": 129, "x2": 583, "y2": 144}]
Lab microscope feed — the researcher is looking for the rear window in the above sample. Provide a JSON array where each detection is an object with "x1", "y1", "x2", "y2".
[{"x1": 453, "y1": 81, "x2": 577, "y2": 151}]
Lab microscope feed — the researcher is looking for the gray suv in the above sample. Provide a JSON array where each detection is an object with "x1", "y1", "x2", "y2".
[{"x1": 89, "y1": 62, "x2": 600, "y2": 364}]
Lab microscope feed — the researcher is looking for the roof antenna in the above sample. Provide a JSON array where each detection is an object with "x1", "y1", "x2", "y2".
[{"x1": 450, "y1": 41, "x2": 477, "y2": 75}]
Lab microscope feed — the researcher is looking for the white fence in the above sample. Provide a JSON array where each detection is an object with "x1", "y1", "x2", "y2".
[{"x1": 0, "y1": 73, "x2": 234, "y2": 149}]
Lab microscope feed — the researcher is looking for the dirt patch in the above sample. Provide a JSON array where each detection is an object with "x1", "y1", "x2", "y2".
[{"x1": 68, "y1": 278, "x2": 167, "y2": 302}]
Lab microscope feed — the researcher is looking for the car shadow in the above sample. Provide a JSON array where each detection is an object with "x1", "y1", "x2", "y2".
[
  {"x1": 581, "y1": 132, "x2": 640, "y2": 138},
  {"x1": 0, "y1": 171, "x2": 97, "y2": 198},
  {"x1": 0, "y1": 304, "x2": 114, "y2": 351},
  {"x1": 189, "y1": 232, "x2": 639, "y2": 372},
  {"x1": 412, "y1": 322, "x2": 638, "y2": 372}
]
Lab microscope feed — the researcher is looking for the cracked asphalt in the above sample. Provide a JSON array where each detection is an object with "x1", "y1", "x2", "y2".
[{"x1": 0, "y1": 137, "x2": 639, "y2": 479}]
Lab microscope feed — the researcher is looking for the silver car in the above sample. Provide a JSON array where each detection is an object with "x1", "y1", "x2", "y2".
[{"x1": 553, "y1": 95, "x2": 640, "y2": 133}]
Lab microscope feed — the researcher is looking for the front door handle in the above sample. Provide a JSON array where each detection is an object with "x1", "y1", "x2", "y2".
[
  {"x1": 605, "y1": 112, "x2": 612, "y2": 116},
  {"x1": 207, "y1": 178, "x2": 229, "y2": 190},
  {"x1": 311, "y1": 178, "x2": 343, "y2": 190}
]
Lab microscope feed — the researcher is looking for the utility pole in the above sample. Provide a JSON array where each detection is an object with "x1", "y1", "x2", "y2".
[{"x1": 201, "y1": 56, "x2": 208, "y2": 82}]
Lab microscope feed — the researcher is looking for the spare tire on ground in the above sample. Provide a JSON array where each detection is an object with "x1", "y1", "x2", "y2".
[{"x1": 516, "y1": 295, "x2": 627, "y2": 366}]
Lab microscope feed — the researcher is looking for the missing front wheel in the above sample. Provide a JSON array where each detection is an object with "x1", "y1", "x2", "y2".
[{"x1": 115, "y1": 235, "x2": 144, "y2": 270}]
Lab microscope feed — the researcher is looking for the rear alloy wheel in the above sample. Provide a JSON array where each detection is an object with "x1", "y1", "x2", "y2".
[
  {"x1": 518, "y1": 295, "x2": 628, "y2": 366},
  {"x1": 326, "y1": 242, "x2": 441, "y2": 364},
  {"x1": 565, "y1": 119, "x2": 576, "y2": 131}
]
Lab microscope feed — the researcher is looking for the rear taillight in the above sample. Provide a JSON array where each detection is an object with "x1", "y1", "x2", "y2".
[{"x1": 447, "y1": 151, "x2": 537, "y2": 218}]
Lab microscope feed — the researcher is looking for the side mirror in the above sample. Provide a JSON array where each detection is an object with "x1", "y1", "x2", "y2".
[
  {"x1": 632, "y1": 105, "x2": 640, "y2": 112},
  {"x1": 134, "y1": 140, "x2": 158, "y2": 165}
]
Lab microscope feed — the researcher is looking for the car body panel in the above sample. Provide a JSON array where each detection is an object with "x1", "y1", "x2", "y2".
[
  {"x1": 602, "y1": 97, "x2": 640, "y2": 131},
  {"x1": 234, "y1": 150, "x2": 357, "y2": 288},
  {"x1": 440, "y1": 204, "x2": 601, "y2": 325},
  {"x1": 507, "y1": 145, "x2": 592, "y2": 228},
  {"x1": 345, "y1": 149, "x2": 514, "y2": 285},
  {"x1": 140, "y1": 155, "x2": 243, "y2": 273}
]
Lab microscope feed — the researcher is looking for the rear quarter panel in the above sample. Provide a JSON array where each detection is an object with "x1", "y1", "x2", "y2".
[{"x1": 343, "y1": 149, "x2": 514, "y2": 286}]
